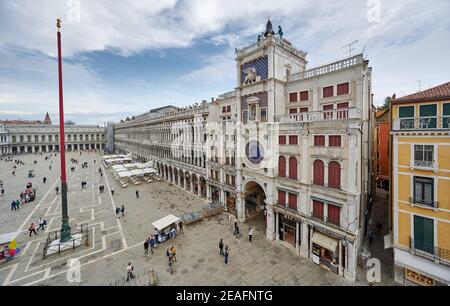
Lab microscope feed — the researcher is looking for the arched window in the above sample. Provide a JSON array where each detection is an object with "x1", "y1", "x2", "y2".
[
  {"x1": 278, "y1": 156, "x2": 286, "y2": 177},
  {"x1": 289, "y1": 157, "x2": 298, "y2": 180},
  {"x1": 328, "y1": 161, "x2": 341, "y2": 189},
  {"x1": 313, "y1": 160, "x2": 324, "y2": 186}
]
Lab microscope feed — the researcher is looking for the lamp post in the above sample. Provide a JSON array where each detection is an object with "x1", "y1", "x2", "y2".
[{"x1": 57, "y1": 18, "x2": 72, "y2": 243}]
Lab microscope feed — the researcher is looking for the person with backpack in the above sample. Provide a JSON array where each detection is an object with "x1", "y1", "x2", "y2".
[{"x1": 37, "y1": 218, "x2": 47, "y2": 231}]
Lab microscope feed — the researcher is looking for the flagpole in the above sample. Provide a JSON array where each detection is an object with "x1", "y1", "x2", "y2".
[{"x1": 57, "y1": 18, "x2": 72, "y2": 243}]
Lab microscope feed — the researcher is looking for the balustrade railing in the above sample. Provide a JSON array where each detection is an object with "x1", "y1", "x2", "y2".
[
  {"x1": 409, "y1": 237, "x2": 450, "y2": 266},
  {"x1": 277, "y1": 108, "x2": 360, "y2": 123},
  {"x1": 393, "y1": 117, "x2": 449, "y2": 131}
]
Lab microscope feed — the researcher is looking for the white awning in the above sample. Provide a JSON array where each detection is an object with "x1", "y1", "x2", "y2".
[
  {"x1": 0, "y1": 232, "x2": 18, "y2": 245},
  {"x1": 112, "y1": 165, "x2": 126, "y2": 170},
  {"x1": 395, "y1": 249, "x2": 450, "y2": 284},
  {"x1": 130, "y1": 169, "x2": 145, "y2": 176},
  {"x1": 143, "y1": 168, "x2": 157, "y2": 174},
  {"x1": 312, "y1": 231, "x2": 338, "y2": 251},
  {"x1": 152, "y1": 214, "x2": 180, "y2": 231},
  {"x1": 124, "y1": 163, "x2": 138, "y2": 168},
  {"x1": 115, "y1": 168, "x2": 128, "y2": 173},
  {"x1": 118, "y1": 171, "x2": 133, "y2": 178}
]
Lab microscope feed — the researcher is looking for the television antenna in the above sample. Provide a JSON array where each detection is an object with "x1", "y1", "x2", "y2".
[{"x1": 341, "y1": 39, "x2": 359, "y2": 57}]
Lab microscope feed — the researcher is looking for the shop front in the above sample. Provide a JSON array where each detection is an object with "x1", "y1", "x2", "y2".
[
  {"x1": 278, "y1": 214, "x2": 297, "y2": 247},
  {"x1": 311, "y1": 230, "x2": 339, "y2": 274}
]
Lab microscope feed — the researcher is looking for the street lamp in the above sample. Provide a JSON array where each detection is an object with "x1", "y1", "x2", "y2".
[{"x1": 57, "y1": 18, "x2": 72, "y2": 243}]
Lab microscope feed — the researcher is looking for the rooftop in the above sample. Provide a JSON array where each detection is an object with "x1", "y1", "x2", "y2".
[{"x1": 393, "y1": 82, "x2": 450, "y2": 104}]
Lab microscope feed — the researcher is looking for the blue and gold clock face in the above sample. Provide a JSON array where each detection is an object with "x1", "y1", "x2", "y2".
[{"x1": 246, "y1": 141, "x2": 264, "y2": 164}]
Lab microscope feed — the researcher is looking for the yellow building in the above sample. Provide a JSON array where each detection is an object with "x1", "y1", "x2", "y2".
[{"x1": 391, "y1": 82, "x2": 450, "y2": 286}]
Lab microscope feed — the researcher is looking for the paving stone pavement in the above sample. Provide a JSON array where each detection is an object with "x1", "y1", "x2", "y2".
[{"x1": 0, "y1": 152, "x2": 393, "y2": 286}]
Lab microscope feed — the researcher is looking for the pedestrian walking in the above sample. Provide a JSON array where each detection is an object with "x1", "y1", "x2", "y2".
[
  {"x1": 1, "y1": 188, "x2": 4, "y2": 196},
  {"x1": 136, "y1": 190, "x2": 139, "y2": 198},
  {"x1": 224, "y1": 246, "x2": 229, "y2": 264},
  {"x1": 55, "y1": 186, "x2": 59, "y2": 194},
  {"x1": 144, "y1": 240, "x2": 149, "y2": 256},
  {"x1": 37, "y1": 218, "x2": 46, "y2": 231},
  {"x1": 219, "y1": 238, "x2": 224, "y2": 255},
  {"x1": 49, "y1": 165, "x2": 52, "y2": 171},
  {"x1": 178, "y1": 221, "x2": 184, "y2": 234},
  {"x1": 121, "y1": 205, "x2": 125, "y2": 217},
  {"x1": 43, "y1": 177, "x2": 47, "y2": 184},
  {"x1": 170, "y1": 246, "x2": 177, "y2": 262},
  {"x1": 11, "y1": 201, "x2": 16, "y2": 210},
  {"x1": 28, "y1": 223, "x2": 38, "y2": 237},
  {"x1": 234, "y1": 225, "x2": 240, "y2": 237},
  {"x1": 166, "y1": 248, "x2": 173, "y2": 264},
  {"x1": 115, "y1": 207, "x2": 121, "y2": 218},
  {"x1": 126, "y1": 263, "x2": 134, "y2": 281},
  {"x1": 368, "y1": 229, "x2": 375, "y2": 245},
  {"x1": 111, "y1": 188, "x2": 114, "y2": 196},
  {"x1": 149, "y1": 236, "x2": 155, "y2": 254},
  {"x1": 248, "y1": 227, "x2": 254, "y2": 242}
]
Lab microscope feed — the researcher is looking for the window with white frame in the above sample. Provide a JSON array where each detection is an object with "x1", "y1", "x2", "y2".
[
  {"x1": 414, "y1": 145, "x2": 434, "y2": 168},
  {"x1": 413, "y1": 176, "x2": 435, "y2": 207}
]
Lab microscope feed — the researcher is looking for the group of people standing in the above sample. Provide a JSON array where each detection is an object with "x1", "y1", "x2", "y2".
[
  {"x1": 115, "y1": 205, "x2": 125, "y2": 218},
  {"x1": 218, "y1": 238, "x2": 230, "y2": 264}
]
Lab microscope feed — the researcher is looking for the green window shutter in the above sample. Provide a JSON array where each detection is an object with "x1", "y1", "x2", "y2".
[
  {"x1": 422, "y1": 217, "x2": 434, "y2": 253},
  {"x1": 420, "y1": 104, "x2": 437, "y2": 117},
  {"x1": 399, "y1": 106, "x2": 414, "y2": 118},
  {"x1": 443, "y1": 103, "x2": 450, "y2": 116},
  {"x1": 414, "y1": 215, "x2": 424, "y2": 243}
]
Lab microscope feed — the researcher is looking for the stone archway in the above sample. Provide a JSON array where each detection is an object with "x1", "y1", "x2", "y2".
[
  {"x1": 243, "y1": 181, "x2": 267, "y2": 223},
  {"x1": 192, "y1": 174, "x2": 198, "y2": 195},
  {"x1": 179, "y1": 169, "x2": 184, "y2": 188},
  {"x1": 199, "y1": 176, "x2": 207, "y2": 198},
  {"x1": 169, "y1": 166, "x2": 173, "y2": 183},
  {"x1": 185, "y1": 171, "x2": 191, "y2": 191}
]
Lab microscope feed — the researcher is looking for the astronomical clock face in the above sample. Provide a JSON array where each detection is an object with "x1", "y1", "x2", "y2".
[
  {"x1": 245, "y1": 141, "x2": 264, "y2": 164},
  {"x1": 240, "y1": 56, "x2": 268, "y2": 85}
]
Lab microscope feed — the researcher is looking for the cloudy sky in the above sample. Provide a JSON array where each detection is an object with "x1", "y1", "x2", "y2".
[{"x1": 0, "y1": 0, "x2": 449, "y2": 125}]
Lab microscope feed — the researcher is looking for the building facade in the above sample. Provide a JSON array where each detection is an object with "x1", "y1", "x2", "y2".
[
  {"x1": 0, "y1": 124, "x2": 9, "y2": 155},
  {"x1": 376, "y1": 107, "x2": 390, "y2": 192},
  {"x1": 113, "y1": 20, "x2": 373, "y2": 281},
  {"x1": 391, "y1": 82, "x2": 450, "y2": 286}
]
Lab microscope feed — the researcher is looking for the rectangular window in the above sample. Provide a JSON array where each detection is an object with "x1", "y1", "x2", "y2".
[
  {"x1": 289, "y1": 108, "x2": 298, "y2": 114},
  {"x1": 329, "y1": 135, "x2": 341, "y2": 147},
  {"x1": 413, "y1": 177, "x2": 434, "y2": 206},
  {"x1": 399, "y1": 106, "x2": 415, "y2": 129},
  {"x1": 278, "y1": 190, "x2": 286, "y2": 206},
  {"x1": 260, "y1": 108, "x2": 267, "y2": 122},
  {"x1": 323, "y1": 104, "x2": 334, "y2": 120},
  {"x1": 419, "y1": 104, "x2": 437, "y2": 129},
  {"x1": 337, "y1": 102, "x2": 349, "y2": 119},
  {"x1": 414, "y1": 145, "x2": 434, "y2": 168},
  {"x1": 289, "y1": 92, "x2": 298, "y2": 102},
  {"x1": 443, "y1": 103, "x2": 450, "y2": 128},
  {"x1": 242, "y1": 111, "x2": 248, "y2": 124},
  {"x1": 300, "y1": 107, "x2": 309, "y2": 113},
  {"x1": 323, "y1": 86, "x2": 334, "y2": 98},
  {"x1": 313, "y1": 200, "x2": 324, "y2": 220},
  {"x1": 289, "y1": 135, "x2": 298, "y2": 145},
  {"x1": 279, "y1": 135, "x2": 286, "y2": 145},
  {"x1": 222, "y1": 106, "x2": 226, "y2": 113},
  {"x1": 337, "y1": 82, "x2": 349, "y2": 95},
  {"x1": 300, "y1": 91, "x2": 309, "y2": 101},
  {"x1": 314, "y1": 135, "x2": 325, "y2": 147},
  {"x1": 413, "y1": 216, "x2": 434, "y2": 254},
  {"x1": 227, "y1": 105, "x2": 231, "y2": 112},
  {"x1": 288, "y1": 193, "x2": 297, "y2": 210},
  {"x1": 327, "y1": 205, "x2": 341, "y2": 225}
]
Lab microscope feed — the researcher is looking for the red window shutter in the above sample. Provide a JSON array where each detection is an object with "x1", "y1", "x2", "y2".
[
  {"x1": 323, "y1": 86, "x2": 334, "y2": 98},
  {"x1": 288, "y1": 193, "x2": 297, "y2": 210},
  {"x1": 337, "y1": 102, "x2": 349, "y2": 119},
  {"x1": 289, "y1": 135, "x2": 298, "y2": 145},
  {"x1": 289, "y1": 92, "x2": 298, "y2": 102},
  {"x1": 278, "y1": 156, "x2": 286, "y2": 177},
  {"x1": 328, "y1": 204, "x2": 340, "y2": 225},
  {"x1": 314, "y1": 135, "x2": 325, "y2": 147},
  {"x1": 279, "y1": 135, "x2": 286, "y2": 145},
  {"x1": 300, "y1": 107, "x2": 309, "y2": 113},
  {"x1": 328, "y1": 161, "x2": 341, "y2": 189},
  {"x1": 313, "y1": 200, "x2": 324, "y2": 219},
  {"x1": 278, "y1": 190, "x2": 286, "y2": 206},
  {"x1": 313, "y1": 160, "x2": 324, "y2": 186},
  {"x1": 337, "y1": 83, "x2": 349, "y2": 95},
  {"x1": 300, "y1": 91, "x2": 309, "y2": 101},
  {"x1": 289, "y1": 157, "x2": 297, "y2": 180},
  {"x1": 329, "y1": 135, "x2": 341, "y2": 147},
  {"x1": 289, "y1": 108, "x2": 298, "y2": 114}
]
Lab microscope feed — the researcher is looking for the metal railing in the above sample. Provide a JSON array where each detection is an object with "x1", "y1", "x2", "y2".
[
  {"x1": 276, "y1": 108, "x2": 361, "y2": 123},
  {"x1": 409, "y1": 237, "x2": 450, "y2": 266},
  {"x1": 409, "y1": 197, "x2": 439, "y2": 209},
  {"x1": 42, "y1": 224, "x2": 89, "y2": 259},
  {"x1": 413, "y1": 160, "x2": 434, "y2": 168},
  {"x1": 393, "y1": 117, "x2": 449, "y2": 131}
]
